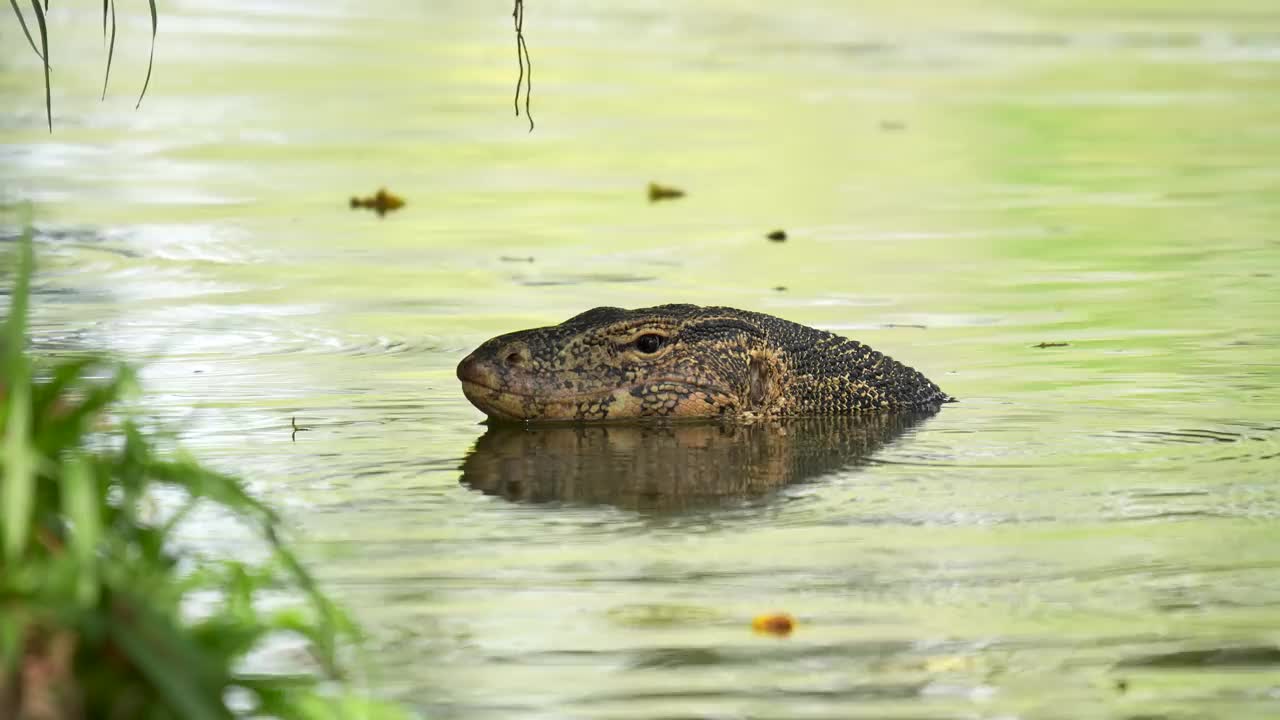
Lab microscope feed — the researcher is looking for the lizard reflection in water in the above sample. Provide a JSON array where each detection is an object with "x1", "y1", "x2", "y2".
[{"x1": 459, "y1": 412, "x2": 935, "y2": 511}]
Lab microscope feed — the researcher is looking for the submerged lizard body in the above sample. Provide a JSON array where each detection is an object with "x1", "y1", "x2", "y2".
[{"x1": 457, "y1": 304, "x2": 953, "y2": 422}]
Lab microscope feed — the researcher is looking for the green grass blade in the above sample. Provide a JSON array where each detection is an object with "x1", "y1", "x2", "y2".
[
  {"x1": 136, "y1": 0, "x2": 157, "y2": 109},
  {"x1": 63, "y1": 453, "x2": 101, "y2": 606},
  {"x1": 29, "y1": 0, "x2": 51, "y2": 131},
  {"x1": 8, "y1": 0, "x2": 45, "y2": 61},
  {"x1": 30, "y1": 355, "x2": 98, "y2": 420},
  {"x1": 267, "y1": 533, "x2": 355, "y2": 677},
  {"x1": 101, "y1": 0, "x2": 116, "y2": 100},
  {"x1": 159, "y1": 494, "x2": 199, "y2": 537},
  {"x1": 0, "y1": 611, "x2": 29, "y2": 678},
  {"x1": 107, "y1": 599, "x2": 229, "y2": 720},
  {"x1": 31, "y1": 361, "x2": 134, "y2": 463},
  {"x1": 2, "y1": 383, "x2": 35, "y2": 563},
  {"x1": 148, "y1": 456, "x2": 277, "y2": 524},
  {"x1": 2, "y1": 229, "x2": 35, "y2": 563}
]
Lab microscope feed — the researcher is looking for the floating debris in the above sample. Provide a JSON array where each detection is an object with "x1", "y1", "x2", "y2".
[
  {"x1": 349, "y1": 188, "x2": 405, "y2": 217},
  {"x1": 772, "y1": 286, "x2": 788, "y2": 292},
  {"x1": 751, "y1": 612, "x2": 795, "y2": 637},
  {"x1": 882, "y1": 323, "x2": 927, "y2": 330},
  {"x1": 766, "y1": 229, "x2": 787, "y2": 242},
  {"x1": 290, "y1": 416, "x2": 312, "y2": 442},
  {"x1": 922, "y1": 655, "x2": 979, "y2": 673},
  {"x1": 648, "y1": 182, "x2": 685, "y2": 202},
  {"x1": 880, "y1": 120, "x2": 906, "y2": 131},
  {"x1": 1033, "y1": 342, "x2": 1069, "y2": 348},
  {"x1": 500, "y1": 255, "x2": 536, "y2": 263}
]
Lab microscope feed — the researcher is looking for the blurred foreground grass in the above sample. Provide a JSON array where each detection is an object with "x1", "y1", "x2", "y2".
[{"x1": 1, "y1": 228, "x2": 410, "y2": 719}]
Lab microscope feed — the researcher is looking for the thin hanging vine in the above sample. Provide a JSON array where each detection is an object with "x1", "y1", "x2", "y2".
[
  {"x1": 513, "y1": 0, "x2": 533, "y2": 132},
  {"x1": 7, "y1": 0, "x2": 156, "y2": 131}
]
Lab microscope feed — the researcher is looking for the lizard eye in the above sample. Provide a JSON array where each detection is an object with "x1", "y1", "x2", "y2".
[{"x1": 634, "y1": 334, "x2": 665, "y2": 354}]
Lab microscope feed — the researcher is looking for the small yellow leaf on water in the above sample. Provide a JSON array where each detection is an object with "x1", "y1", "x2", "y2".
[{"x1": 751, "y1": 612, "x2": 795, "y2": 636}]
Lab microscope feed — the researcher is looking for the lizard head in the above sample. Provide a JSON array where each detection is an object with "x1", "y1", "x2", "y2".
[{"x1": 456, "y1": 305, "x2": 779, "y2": 422}]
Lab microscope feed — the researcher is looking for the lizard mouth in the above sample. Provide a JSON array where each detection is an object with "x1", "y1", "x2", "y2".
[
  {"x1": 457, "y1": 381, "x2": 534, "y2": 421},
  {"x1": 457, "y1": 351, "x2": 732, "y2": 422},
  {"x1": 461, "y1": 377, "x2": 723, "y2": 403},
  {"x1": 459, "y1": 379, "x2": 620, "y2": 422},
  {"x1": 457, "y1": 377, "x2": 501, "y2": 395},
  {"x1": 460, "y1": 379, "x2": 732, "y2": 423}
]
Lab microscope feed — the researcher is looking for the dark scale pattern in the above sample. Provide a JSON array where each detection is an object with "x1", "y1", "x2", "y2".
[{"x1": 456, "y1": 304, "x2": 953, "y2": 422}]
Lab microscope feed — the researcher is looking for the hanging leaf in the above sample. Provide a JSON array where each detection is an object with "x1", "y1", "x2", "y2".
[
  {"x1": 136, "y1": 0, "x2": 157, "y2": 109},
  {"x1": 101, "y1": 0, "x2": 116, "y2": 100},
  {"x1": 8, "y1": 0, "x2": 45, "y2": 62},
  {"x1": 29, "y1": 0, "x2": 51, "y2": 131}
]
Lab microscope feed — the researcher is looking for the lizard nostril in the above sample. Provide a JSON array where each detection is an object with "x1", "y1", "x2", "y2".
[{"x1": 503, "y1": 345, "x2": 530, "y2": 366}]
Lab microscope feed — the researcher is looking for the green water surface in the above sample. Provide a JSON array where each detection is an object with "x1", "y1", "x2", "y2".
[{"x1": 3, "y1": 1, "x2": 1279, "y2": 718}]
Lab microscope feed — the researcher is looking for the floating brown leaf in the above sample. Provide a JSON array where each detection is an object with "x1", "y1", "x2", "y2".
[
  {"x1": 648, "y1": 182, "x2": 685, "y2": 202},
  {"x1": 349, "y1": 188, "x2": 406, "y2": 217}
]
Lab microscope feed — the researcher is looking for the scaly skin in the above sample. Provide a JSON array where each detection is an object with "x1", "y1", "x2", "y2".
[{"x1": 456, "y1": 304, "x2": 953, "y2": 422}]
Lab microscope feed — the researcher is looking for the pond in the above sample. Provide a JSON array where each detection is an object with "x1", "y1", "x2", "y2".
[{"x1": 3, "y1": 0, "x2": 1279, "y2": 717}]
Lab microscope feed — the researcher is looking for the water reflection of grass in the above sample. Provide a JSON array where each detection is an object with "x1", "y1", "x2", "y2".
[{"x1": 1, "y1": 229, "x2": 409, "y2": 718}]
